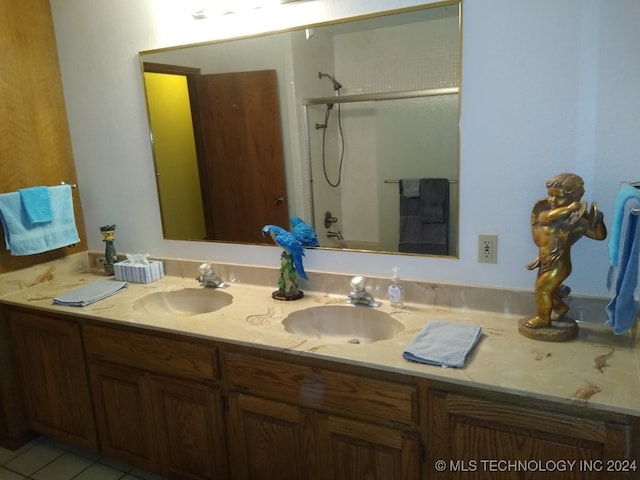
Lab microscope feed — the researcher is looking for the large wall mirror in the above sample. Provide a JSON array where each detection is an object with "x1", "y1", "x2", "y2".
[{"x1": 140, "y1": 1, "x2": 461, "y2": 257}]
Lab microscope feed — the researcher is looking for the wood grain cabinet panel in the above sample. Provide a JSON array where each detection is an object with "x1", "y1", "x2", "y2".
[
  {"x1": 0, "y1": 308, "x2": 30, "y2": 449},
  {"x1": 224, "y1": 351, "x2": 417, "y2": 426},
  {"x1": 149, "y1": 375, "x2": 228, "y2": 480},
  {"x1": 83, "y1": 324, "x2": 217, "y2": 381},
  {"x1": 226, "y1": 392, "x2": 318, "y2": 480},
  {"x1": 429, "y1": 390, "x2": 632, "y2": 480},
  {"x1": 224, "y1": 349, "x2": 423, "y2": 480},
  {"x1": 319, "y1": 414, "x2": 422, "y2": 480},
  {"x1": 85, "y1": 324, "x2": 227, "y2": 479},
  {"x1": 8, "y1": 311, "x2": 97, "y2": 451},
  {"x1": 0, "y1": 0, "x2": 87, "y2": 275},
  {"x1": 88, "y1": 361, "x2": 159, "y2": 472}
]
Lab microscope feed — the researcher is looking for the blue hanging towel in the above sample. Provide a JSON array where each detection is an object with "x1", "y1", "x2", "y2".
[
  {"x1": 606, "y1": 197, "x2": 640, "y2": 334},
  {"x1": 0, "y1": 184, "x2": 79, "y2": 255},
  {"x1": 18, "y1": 186, "x2": 53, "y2": 225}
]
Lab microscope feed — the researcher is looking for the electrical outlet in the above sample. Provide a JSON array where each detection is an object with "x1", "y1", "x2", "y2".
[{"x1": 478, "y1": 234, "x2": 498, "y2": 264}]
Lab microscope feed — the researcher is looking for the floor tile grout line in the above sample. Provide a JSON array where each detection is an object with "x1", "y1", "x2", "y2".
[
  {"x1": 18, "y1": 446, "x2": 67, "y2": 480},
  {"x1": 36, "y1": 436, "x2": 134, "y2": 476},
  {"x1": 67, "y1": 457, "x2": 104, "y2": 480},
  {"x1": 0, "y1": 438, "x2": 39, "y2": 466},
  {"x1": 3, "y1": 436, "x2": 161, "y2": 480},
  {"x1": 1, "y1": 465, "x2": 29, "y2": 479}
]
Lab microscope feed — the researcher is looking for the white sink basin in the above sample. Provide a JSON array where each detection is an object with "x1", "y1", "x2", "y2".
[
  {"x1": 282, "y1": 305, "x2": 404, "y2": 344},
  {"x1": 133, "y1": 289, "x2": 232, "y2": 316}
]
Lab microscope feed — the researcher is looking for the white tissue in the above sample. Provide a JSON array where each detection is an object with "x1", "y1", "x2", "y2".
[{"x1": 126, "y1": 253, "x2": 150, "y2": 265}]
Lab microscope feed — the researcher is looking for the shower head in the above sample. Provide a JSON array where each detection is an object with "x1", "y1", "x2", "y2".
[{"x1": 318, "y1": 71, "x2": 343, "y2": 91}]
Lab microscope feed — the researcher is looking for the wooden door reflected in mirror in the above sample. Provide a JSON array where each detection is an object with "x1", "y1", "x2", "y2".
[{"x1": 144, "y1": 64, "x2": 288, "y2": 243}]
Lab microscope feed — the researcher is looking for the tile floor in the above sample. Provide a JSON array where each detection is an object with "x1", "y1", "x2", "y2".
[{"x1": 0, "y1": 437, "x2": 166, "y2": 480}]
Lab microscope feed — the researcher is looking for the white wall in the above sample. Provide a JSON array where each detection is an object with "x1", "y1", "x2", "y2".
[{"x1": 50, "y1": 0, "x2": 640, "y2": 298}]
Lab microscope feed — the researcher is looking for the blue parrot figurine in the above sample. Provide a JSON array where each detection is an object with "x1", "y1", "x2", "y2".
[
  {"x1": 262, "y1": 224, "x2": 308, "y2": 280},
  {"x1": 290, "y1": 216, "x2": 319, "y2": 247}
]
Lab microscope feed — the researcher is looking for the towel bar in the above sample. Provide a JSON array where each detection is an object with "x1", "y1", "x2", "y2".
[
  {"x1": 384, "y1": 179, "x2": 457, "y2": 184},
  {"x1": 632, "y1": 207, "x2": 640, "y2": 216},
  {"x1": 60, "y1": 181, "x2": 77, "y2": 188}
]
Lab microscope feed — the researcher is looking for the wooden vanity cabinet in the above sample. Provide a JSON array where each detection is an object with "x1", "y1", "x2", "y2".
[
  {"x1": 7, "y1": 310, "x2": 98, "y2": 451},
  {"x1": 429, "y1": 389, "x2": 633, "y2": 480},
  {"x1": 223, "y1": 349, "x2": 423, "y2": 480},
  {"x1": 318, "y1": 413, "x2": 422, "y2": 480},
  {"x1": 6, "y1": 305, "x2": 638, "y2": 480},
  {"x1": 149, "y1": 375, "x2": 227, "y2": 479},
  {"x1": 0, "y1": 307, "x2": 30, "y2": 449},
  {"x1": 83, "y1": 323, "x2": 228, "y2": 480},
  {"x1": 226, "y1": 392, "x2": 318, "y2": 480},
  {"x1": 87, "y1": 361, "x2": 159, "y2": 472}
]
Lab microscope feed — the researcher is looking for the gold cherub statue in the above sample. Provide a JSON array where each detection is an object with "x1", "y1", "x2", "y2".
[{"x1": 520, "y1": 173, "x2": 607, "y2": 341}]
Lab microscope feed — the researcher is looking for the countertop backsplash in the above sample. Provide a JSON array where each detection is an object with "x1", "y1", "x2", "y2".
[
  {"x1": 86, "y1": 251, "x2": 618, "y2": 327},
  {"x1": 0, "y1": 250, "x2": 622, "y2": 332}
]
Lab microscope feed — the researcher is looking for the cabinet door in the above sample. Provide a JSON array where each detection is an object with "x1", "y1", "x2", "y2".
[
  {"x1": 430, "y1": 390, "x2": 631, "y2": 480},
  {"x1": 149, "y1": 375, "x2": 228, "y2": 480},
  {"x1": 9, "y1": 312, "x2": 97, "y2": 450},
  {"x1": 88, "y1": 361, "x2": 159, "y2": 472},
  {"x1": 226, "y1": 392, "x2": 318, "y2": 480},
  {"x1": 319, "y1": 414, "x2": 422, "y2": 480}
]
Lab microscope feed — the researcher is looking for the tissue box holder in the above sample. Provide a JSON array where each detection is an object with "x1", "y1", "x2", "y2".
[{"x1": 114, "y1": 260, "x2": 164, "y2": 284}]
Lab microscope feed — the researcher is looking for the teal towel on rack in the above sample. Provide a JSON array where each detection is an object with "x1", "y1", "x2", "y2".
[
  {"x1": 0, "y1": 184, "x2": 80, "y2": 255},
  {"x1": 18, "y1": 186, "x2": 53, "y2": 225},
  {"x1": 53, "y1": 280, "x2": 128, "y2": 307},
  {"x1": 606, "y1": 198, "x2": 640, "y2": 334},
  {"x1": 403, "y1": 320, "x2": 482, "y2": 368},
  {"x1": 609, "y1": 185, "x2": 640, "y2": 266}
]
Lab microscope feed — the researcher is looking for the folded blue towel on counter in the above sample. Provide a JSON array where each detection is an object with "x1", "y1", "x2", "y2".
[
  {"x1": 18, "y1": 186, "x2": 53, "y2": 225},
  {"x1": 0, "y1": 184, "x2": 79, "y2": 255},
  {"x1": 403, "y1": 320, "x2": 482, "y2": 368},
  {"x1": 53, "y1": 280, "x2": 128, "y2": 307}
]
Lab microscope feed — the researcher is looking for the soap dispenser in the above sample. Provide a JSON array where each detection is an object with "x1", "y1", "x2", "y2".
[{"x1": 388, "y1": 267, "x2": 404, "y2": 309}]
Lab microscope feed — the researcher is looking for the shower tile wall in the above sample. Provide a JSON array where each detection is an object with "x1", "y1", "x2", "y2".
[
  {"x1": 333, "y1": 5, "x2": 460, "y2": 96},
  {"x1": 292, "y1": 5, "x2": 460, "y2": 247},
  {"x1": 334, "y1": 6, "x2": 460, "y2": 247}
]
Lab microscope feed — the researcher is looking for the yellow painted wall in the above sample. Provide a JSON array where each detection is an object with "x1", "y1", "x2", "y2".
[{"x1": 143, "y1": 72, "x2": 206, "y2": 240}]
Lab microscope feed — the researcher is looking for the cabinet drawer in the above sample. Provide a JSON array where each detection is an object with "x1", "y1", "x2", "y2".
[
  {"x1": 83, "y1": 324, "x2": 217, "y2": 381},
  {"x1": 224, "y1": 351, "x2": 417, "y2": 425}
]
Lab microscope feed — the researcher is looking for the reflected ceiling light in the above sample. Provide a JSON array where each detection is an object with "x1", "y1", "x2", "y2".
[{"x1": 191, "y1": 0, "x2": 309, "y2": 18}]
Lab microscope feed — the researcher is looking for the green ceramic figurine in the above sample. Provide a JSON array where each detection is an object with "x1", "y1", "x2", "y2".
[{"x1": 100, "y1": 224, "x2": 117, "y2": 275}]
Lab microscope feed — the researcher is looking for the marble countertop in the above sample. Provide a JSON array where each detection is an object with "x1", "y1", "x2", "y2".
[{"x1": 1, "y1": 267, "x2": 639, "y2": 418}]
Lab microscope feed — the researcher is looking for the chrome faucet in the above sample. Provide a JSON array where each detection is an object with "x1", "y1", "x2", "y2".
[
  {"x1": 196, "y1": 263, "x2": 229, "y2": 289},
  {"x1": 346, "y1": 276, "x2": 381, "y2": 307}
]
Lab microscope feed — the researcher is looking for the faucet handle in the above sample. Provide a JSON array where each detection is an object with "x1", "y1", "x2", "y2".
[
  {"x1": 197, "y1": 263, "x2": 229, "y2": 289},
  {"x1": 347, "y1": 276, "x2": 380, "y2": 307},
  {"x1": 350, "y1": 276, "x2": 366, "y2": 292},
  {"x1": 199, "y1": 262, "x2": 213, "y2": 275}
]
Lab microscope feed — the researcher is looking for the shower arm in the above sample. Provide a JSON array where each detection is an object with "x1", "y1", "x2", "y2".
[{"x1": 318, "y1": 71, "x2": 343, "y2": 91}]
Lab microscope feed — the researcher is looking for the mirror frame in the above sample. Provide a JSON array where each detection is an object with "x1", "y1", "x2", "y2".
[{"x1": 139, "y1": 0, "x2": 462, "y2": 258}]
